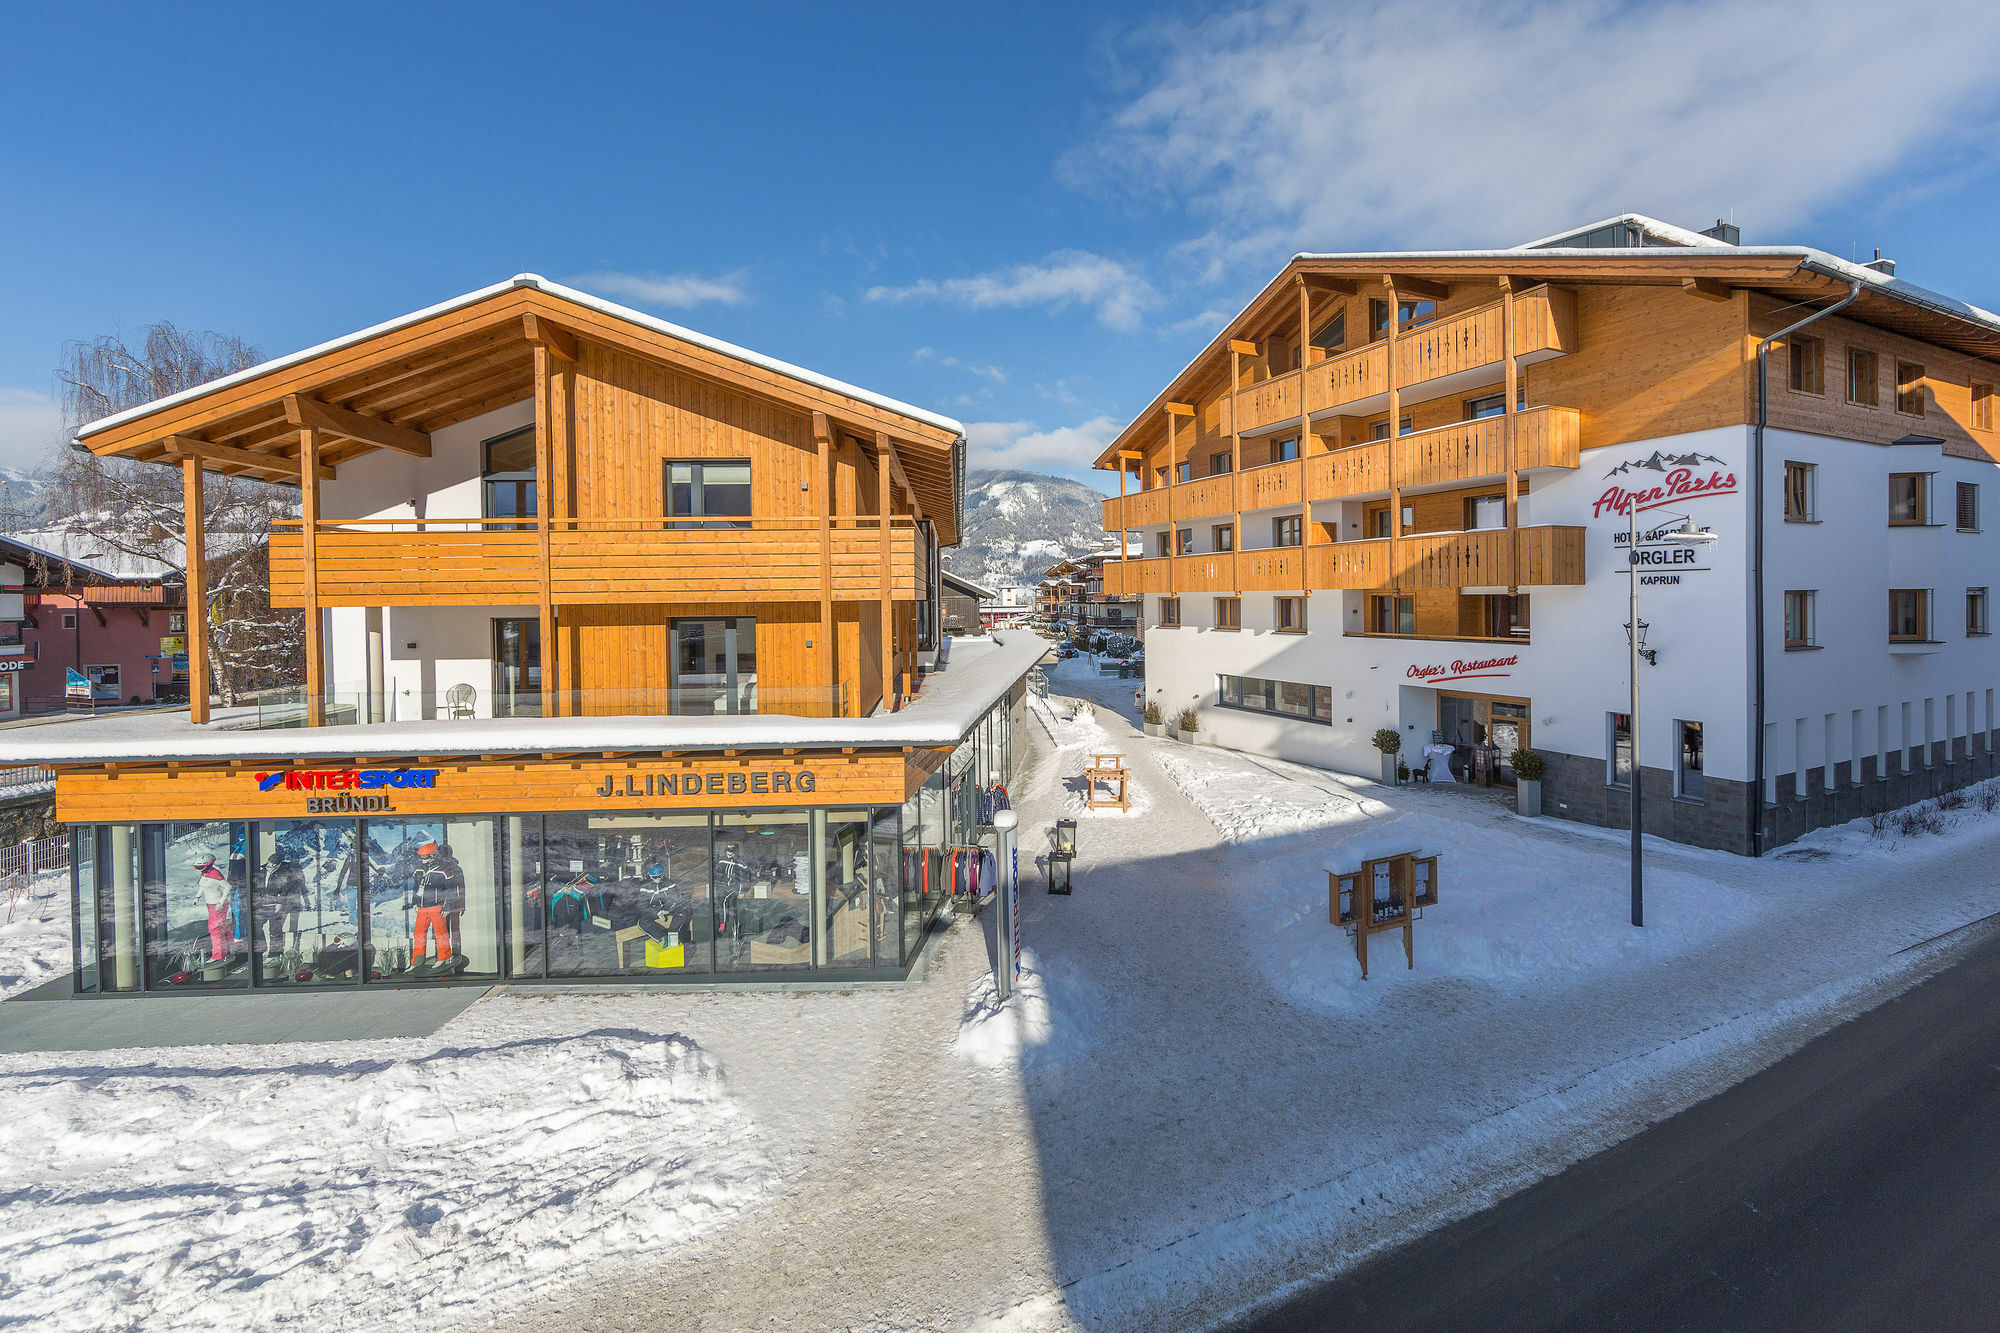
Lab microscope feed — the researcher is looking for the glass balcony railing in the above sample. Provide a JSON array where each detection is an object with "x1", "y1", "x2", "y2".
[{"x1": 242, "y1": 681, "x2": 854, "y2": 730}]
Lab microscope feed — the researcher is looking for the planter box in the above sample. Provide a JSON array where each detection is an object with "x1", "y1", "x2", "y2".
[
  {"x1": 1517, "y1": 778, "x2": 1542, "y2": 817},
  {"x1": 1379, "y1": 752, "x2": 1400, "y2": 786},
  {"x1": 1144, "y1": 721, "x2": 1165, "y2": 737},
  {"x1": 1166, "y1": 725, "x2": 1183, "y2": 742}
]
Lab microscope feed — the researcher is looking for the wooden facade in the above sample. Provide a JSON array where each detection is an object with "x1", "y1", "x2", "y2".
[{"x1": 75, "y1": 279, "x2": 962, "y2": 724}]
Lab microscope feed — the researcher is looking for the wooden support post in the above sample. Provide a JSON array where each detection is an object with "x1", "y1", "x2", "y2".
[
  {"x1": 532, "y1": 343, "x2": 558, "y2": 717},
  {"x1": 1384, "y1": 279, "x2": 1402, "y2": 594},
  {"x1": 1297, "y1": 277, "x2": 1313, "y2": 594},
  {"x1": 1502, "y1": 280, "x2": 1521, "y2": 595},
  {"x1": 876, "y1": 432, "x2": 895, "y2": 714},
  {"x1": 814, "y1": 413, "x2": 837, "y2": 716},
  {"x1": 299, "y1": 427, "x2": 324, "y2": 727},
  {"x1": 1230, "y1": 345, "x2": 1244, "y2": 593},
  {"x1": 181, "y1": 457, "x2": 210, "y2": 724}
]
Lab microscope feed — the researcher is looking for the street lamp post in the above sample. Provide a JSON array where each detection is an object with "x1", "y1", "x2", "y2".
[{"x1": 1625, "y1": 507, "x2": 1716, "y2": 928}]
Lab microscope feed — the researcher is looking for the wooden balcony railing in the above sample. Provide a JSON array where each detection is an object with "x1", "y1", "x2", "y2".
[
  {"x1": 270, "y1": 517, "x2": 921, "y2": 607},
  {"x1": 1237, "y1": 458, "x2": 1304, "y2": 512},
  {"x1": 1178, "y1": 472, "x2": 1234, "y2": 521},
  {"x1": 1222, "y1": 369, "x2": 1302, "y2": 435},
  {"x1": 1173, "y1": 553, "x2": 1236, "y2": 594},
  {"x1": 1104, "y1": 524, "x2": 1583, "y2": 596}
]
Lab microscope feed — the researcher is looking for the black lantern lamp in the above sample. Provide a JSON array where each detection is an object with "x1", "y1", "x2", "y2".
[
  {"x1": 1048, "y1": 852, "x2": 1073, "y2": 895},
  {"x1": 1055, "y1": 818, "x2": 1077, "y2": 856}
]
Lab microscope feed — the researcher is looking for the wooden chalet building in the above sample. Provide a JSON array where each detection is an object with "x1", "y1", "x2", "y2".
[
  {"x1": 1098, "y1": 215, "x2": 2000, "y2": 852},
  {"x1": 17, "y1": 275, "x2": 1040, "y2": 995}
]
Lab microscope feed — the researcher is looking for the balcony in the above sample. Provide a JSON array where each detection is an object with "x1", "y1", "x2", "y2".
[
  {"x1": 1102, "y1": 524, "x2": 1584, "y2": 596},
  {"x1": 270, "y1": 518, "x2": 922, "y2": 608},
  {"x1": 1229, "y1": 284, "x2": 1577, "y2": 437},
  {"x1": 1306, "y1": 405, "x2": 1581, "y2": 503}
]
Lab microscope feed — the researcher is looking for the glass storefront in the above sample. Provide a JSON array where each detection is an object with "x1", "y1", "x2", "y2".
[{"x1": 65, "y1": 696, "x2": 1021, "y2": 994}]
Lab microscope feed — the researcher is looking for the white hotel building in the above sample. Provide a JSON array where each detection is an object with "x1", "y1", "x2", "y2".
[{"x1": 1094, "y1": 216, "x2": 2000, "y2": 853}]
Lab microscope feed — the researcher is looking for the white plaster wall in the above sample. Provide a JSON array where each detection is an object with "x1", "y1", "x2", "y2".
[{"x1": 320, "y1": 398, "x2": 533, "y2": 523}]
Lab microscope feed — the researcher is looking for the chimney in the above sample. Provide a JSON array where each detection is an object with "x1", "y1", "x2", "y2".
[
  {"x1": 1699, "y1": 218, "x2": 1741, "y2": 245},
  {"x1": 1863, "y1": 248, "x2": 1896, "y2": 277}
]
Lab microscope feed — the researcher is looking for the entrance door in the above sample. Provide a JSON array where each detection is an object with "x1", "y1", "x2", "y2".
[
  {"x1": 1489, "y1": 702, "x2": 1530, "y2": 788},
  {"x1": 493, "y1": 619, "x2": 541, "y2": 718},
  {"x1": 1439, "y1": 695, "x2": 1484, "y2": 782}
]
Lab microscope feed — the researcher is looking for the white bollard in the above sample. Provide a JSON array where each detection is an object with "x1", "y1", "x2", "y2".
[{"x1": 992, "y1": 809, "x2": 1019, "y2": 1002}]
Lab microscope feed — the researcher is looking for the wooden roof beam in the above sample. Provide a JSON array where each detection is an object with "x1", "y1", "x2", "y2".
[
  {"x1": 1682, "y1": 277, "x2": 1736, "y2": 303},
  {"x1": 521, "y1": 312, "x2": 578, "y2": 362},
  {"x1": 1384, "y1": 275, "x2": 1452, "y2": 302},
  {"x1": 283, "y1": 394, "x2": 432, "y2": 457},
  {"x1": 1301, "y1": 275, "x2": 1359, "y2": 295},
  {"x1": 162, "y1": 434, "x2": 333, "y2": 481}
]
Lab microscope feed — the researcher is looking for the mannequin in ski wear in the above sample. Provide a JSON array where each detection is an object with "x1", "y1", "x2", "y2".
[
  {"x1": 408, "y1": 841, "x2": 466, "y2": 967},
  {"x1": 194, "y1": 854, "x2": 231, "y2": 961}
]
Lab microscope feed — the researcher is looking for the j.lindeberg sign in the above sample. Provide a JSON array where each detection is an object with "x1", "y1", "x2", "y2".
[{"x1": 593, "y1": 769, "x2": 818, "y2": 800}]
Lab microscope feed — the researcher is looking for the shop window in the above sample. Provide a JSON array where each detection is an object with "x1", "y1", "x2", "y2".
[
  {"x1": 0, "y1": 675, "x2": 12, "y2": 713},
  {"x1": 1957, "y1": 482, "x2": 1980, "y2": 532},
  {"x1": 248, "y1": 820, "x2": 360, "y2": 986},
  {"x1": 1975, "y1": 383, "x2": 1995, "y2": 432},
  {"x1": 1787, "y1": 335, "x2": 1824, "y2": 395},
  {"x1": 1464, "y1": 494, "x2": 1507, "y2": 531},
  {"x1": 1889, "y1": 473, "x2": 1928, "y2": 525},
  {"x1": 1212, "y1": 523, "x2": 1235, "y2": 552},
  {"x1": 1275, "y1": 597, "x2": 1305, "y2": 633},
  {"x1": 1215, "y1": 597, "x2": 1241, "y2": 630},
  {"x1": 1368, "y1": 595, "x2": 1414, "y2": 636},
  {"x1": 1784, "y1": 590, "x2": 1817, "y2": 648},
  {"x1": 1677, "y1": 721, "x2": 1705, "y2": 801},
  {"x1": 1274, "y1": 437, "x2": 1300, "y2": 462},
  {"x1": 670, "y1": 617, "x2": 758, "y2": 715},
  {"x1": 1896, "y1": 361, "x2": 1926, "y2": 416},
  {"x1": 709, "y1": 812, "x2": 813, "y2": 971},
  {"x1": 145, "y1": 822, "x2": 251, "y2": 989},
  {"x1": 1889, "y1": 589, "x2": 1931, "y2": 642},
  {"x1": 1159, "y1": 597, "x2": 1181, "y2": 628},
  {"x1": 360, "y1": 818, "x2": 505, "y2": 983},
  {"x1": 482, "y1": 425, "x2": 538, "y2": 529},
  {"x1": 1217, "y1": 673, "x2": 1333, "y2": 726},
  {"x1": 1969, "y1": 588, "x2": 1990, "y2": 637},
  {"x1": 1608, "y1": 713, "x2": 1633, "y2": 789},
  {"x1": 1273, "y1": 515, "x2": 1302, "y2": 548},
  {"x1": 1210, "y1": 451, "x2": 1232, "y2": 475},
  {"x1": 1848, "y1": 348, "x2": 1879, "y2": 407},
  {"x1": 1311, "y1": 309, "x2": 1346, "y2": 353},
  {"x1": 1175, "y1": 528, "x2": 1194, "y2": 556},
  {"x1": 1784, "y1": 461, "x2": 1816, "y2": 521},
  {"x1": 665, "y1": 459, "x2": 752, "y2": 528}
]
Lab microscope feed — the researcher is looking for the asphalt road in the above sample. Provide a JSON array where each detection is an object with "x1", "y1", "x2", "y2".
[{"x1": 1231, "y1": 923, "x2": 2000, "y2": 1333}]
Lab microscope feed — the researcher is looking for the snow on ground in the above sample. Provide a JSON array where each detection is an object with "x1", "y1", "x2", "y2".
[
  {"x1": 0, "y1": 869, "x2": 68, "y2": 997},
  {"x1": 1028, "y1": 684, "x2": 1152, "y2": 820},
  {"x1": 0, "y1": 1022, "x2": 769, "y2": 1333},
  {"x1": 957, "y1": 946, "x2": 1102, "y2": 1071}
]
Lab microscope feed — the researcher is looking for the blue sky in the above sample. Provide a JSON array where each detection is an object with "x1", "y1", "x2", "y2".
[{"x1": 4, "y1": 0, "x2": 2000, "y2": 492}]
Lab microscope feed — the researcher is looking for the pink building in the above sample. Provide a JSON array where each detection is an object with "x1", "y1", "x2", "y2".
[{"x1": 0, "y1": 534, "x2": 186, "y2": 719}]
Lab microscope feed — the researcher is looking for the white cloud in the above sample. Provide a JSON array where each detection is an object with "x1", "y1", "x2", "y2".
[
  {"x1": 914, "y1": 347, "x2": 1007, "y2": 383},
  {"x1": 964, "y1": 416, "x2": 1122, "y2": 473},
  {"x1": 868, "y1": 252, "x2": 1156, "y2": 331},
  {"x1": 1068, "y1": 0, "x2": 2000, "y2": 266},
  {"x1": 570, "y1": 270, "x2": 750, "y2": 309},
  {"x1": 0, "y1": 388, "x2": 63, "y2": 471}
]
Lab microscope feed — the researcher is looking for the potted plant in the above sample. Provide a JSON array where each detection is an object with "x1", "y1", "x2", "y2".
[
  {"x1": 1176, "y1": 706, "x2": 1202, "y2": 744},
  {"x1": 1142, "y1": 699, "x2": 1166, "y2": 737},
  {"x1": 1372, "y1": 727, "x2": 1403, "y2": 786},
  {"x1": 1511, "y1": 747, "x2": 1545, "y2": 816}
]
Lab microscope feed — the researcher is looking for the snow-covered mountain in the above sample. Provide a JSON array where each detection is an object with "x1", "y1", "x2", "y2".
[
  {"x1": 946, "y1": 469, "x2": 1114, "y2": 589},
  {"x1": 0, "y1": 466, "x2": 54, "y2": 529}
]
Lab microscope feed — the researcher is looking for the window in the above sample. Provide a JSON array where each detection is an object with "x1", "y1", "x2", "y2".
[
  {"x1": 1212, "y1": 523, "x2": 1235, "y2": 552},
  {"x1": 1463, "y1": 386, "x2": 1526, "y2": 419},
  {"x1": 1889, "y1": 473, "x2": 1927, "y2": 525},
  {"x1": 1848, "y1": 348, "x2": 1879, "y2": 406},
  {"x1": 1218, "y1": 673, "x2": 1333, "y2": 724},
  {"x1": 1889, "y1": 589, "x2": 1930, "y2": 642},
  {"x1": 1175, "y1": 528, "x2": 1194, "y2": 556},
  {"x1": 60, "y1": 612, "x2": 77, "y2": 631},
  {"x1": 1975, "y1": 383, "x2": 1994, "y2": 432},
  {"x1": 168, "y1": 612, "x2": 187, "y2": 633},
  {"x1": 1478, "y1": 594, "x2": 1530, "y2": 638},
  {"x1": 1311, "y1": 309, "x2": 1346, "y2": 352},
  {"x1": 86, "y1": 664, "x2": 120, "y2": 700},
  {"x1": 670, "y1": 617, "x2": 758, "y2": 714},
  {"x1": 1464, "y1": 494, "x2": 1507, "y2": 531},
  {"x1": 1783, "y1": 461, "x2": 1816, "y2": 521},
  {"x1": 1896, "y1": 361, "x2": 1926, "y2": 416},
  {"x1": 1784, "y1": 590, "x2": 1816, "y2": 648},
  {"x1": 1214, "y1": 597, "x2": 1241, "y2": 630},
  {"x1": 482, "y1": 425, "x2": 538, "y2": 529},
  {"x1": 1274, "y1": 437, "x2": 1300, "y2": 462},
  {"x1": 1609, "y1": 712, "x2": 1633, "y2": 789},
  {"x1": 1273, "y1": 515, "x2": 1302, "y2": 548},
  {"x1": 1371, "y1": 298, "x2": 1436, "y2": 340},
  {"x1": 1210, "y1": 451, "x2": 1232, "y2": 475},
  {"x1": 1957, "y1": 482, "x2": 1980, "y2": 532},
  {"x1": 1275, "y1": 597, "x2": 1305, "y2": 632},
  {"x1": 1969, "y1": 589, "x2": 1990, "y2": 637},
  {"x1": 1175, "y1": 461, "x2": 1193, "y2": 484},
  {"x1": 1787, "y1": 335, "x2": 1824, "y2": 395},
  {"x1": 1154, "y1": 532, "x2": 1170, "y2": 557},
  {"x1": 1677, "y1": 721, "x2": 1705, "y2": 801},
  {"x1": 1368, "y1": 415, "x2": 1414, "y2": 440},
  {"x1": 1160, "y1": 597, "x2": 1181, "y2": 628},
  {"x1": 665, "y1": 460, "x2": 751, "y2": 528},
  {"x1": 1367, "y1": 595, "x2": 1414, "y2": 636},
  {"x1": 1364, "y1": 504, "x2": 1413, "y2": 539},
  {"x1": 493, "y1": 618, "x2": 542, "y2": 717}
]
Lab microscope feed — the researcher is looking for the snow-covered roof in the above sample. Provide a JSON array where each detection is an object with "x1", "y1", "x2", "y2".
[
  {"x1": 0, "y1": 531, "x2": 177, "y2": 583},
  {"x1": 941, "y1": 570, "x2": 998, "y2": 600},
  {"x1": 0, "y1": 632, "x2": 1048, "y2": 767},
  {"x1": 74, "y1": 274, "x2": 965, "y2": 443},
  {"x1": 1510, "y1": 212, "x2": 1735, "y2": 251}
]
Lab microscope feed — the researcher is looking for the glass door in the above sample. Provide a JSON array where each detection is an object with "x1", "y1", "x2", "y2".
[{"x1": 493, "y1": 618, "x2": 542, "y2": 718}]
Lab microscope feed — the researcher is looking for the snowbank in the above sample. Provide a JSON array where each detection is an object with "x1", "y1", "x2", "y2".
[
  {"x1": 955, "y1": 947, "x2": 1101, "y2": 1070},
  {"x1": 0, "y1": 1029, "x2": 769, "y2": 1332},
  {"x1": 0, "y1": 870, "x2": 69, "y2": 997}
]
